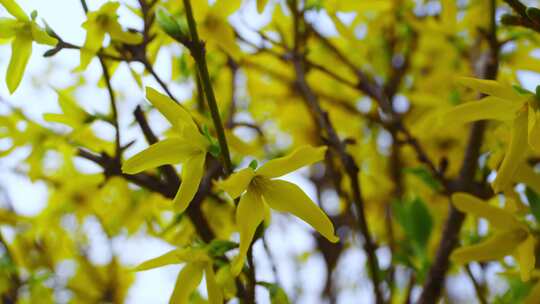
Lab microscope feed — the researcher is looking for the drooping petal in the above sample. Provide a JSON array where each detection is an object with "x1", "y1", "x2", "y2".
[
  {"x1": 135, "y1": 248, "x2": 209, "y2": 271},
  {"x1": 216, "y1": 167, "x2": 255, "y2": 199},
  {"x1": 528, "y1": 103, "x2": 540, "y2": 151},
  {"x1": 257, "y1": 145, "x2": 327, "y2": 178},
  {"x1": 205, "y1": 264, "x2": 223, "y2": 304},
  {"x1": 122, "y1": 137, "x2": 196, "y2": 174},
  {"x1": 261, "y1": 179, "x2": 339, "y2": 243},
  {"x1": 173, "y1": 153, "x2": 206, "y2": 213},
  {"x1": 135, "y1": 249, "x2": 185, "y2": 271},
  {"x1": 105, "y1": 21, "x2": 143, "y2": 44},
  {"x1": 6, "y1": 35, "x2": 32, "y2": 94},
  {"x1": 517, "y1": 235, "x2": 536, "y2": 282},
  {"x1": 492, "y1": 110, "x2": 529, "y2": 193},
  {"x1": 145, "y1": 87, "x2": 199, "y2": 133},
  {"x1": 440, "y1": 96, "x2": 520, "y2": 126},
  {"x1": 451, "y1": 229, "x2": 528, "y2": 264},
  {"x1": 0, "y1": 18, "x2": 19, "y2": 38},
  {"x1": 524, "y1": 281, "x2": 540, "y2": 304},
  {"x1": 232, "y1": 188, "x2": 265, "y2": 276},
  {"x1": 514, "y1": 163, "x2": 540, "y2": 194},
  {"x1": 170, "y1": 263, "x2": 204, "y2": 304},
  {"x1": 456, "y1": 77, "x2": 525, "y2": 101},
  {"x1": 78, "y1": 23, "x2": 105, "y2": 71},
  {"x1": 451, "y1": 193, "x2": 524, "y2": 230},
  {"x1": 0, "y1": 0, "x2": 28, "y2": 21}
]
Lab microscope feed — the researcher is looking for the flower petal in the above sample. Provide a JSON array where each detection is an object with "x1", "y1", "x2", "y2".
[
  {"x1": 525, "y1": 281, "x2": 540, "y2": 304},
  {"x1": 216, "y1": 167, "x2": 255, "y2": 199},
  {"x1": 105, "y1": 21, "x2": 143, "y2": 44},
  {"x1": 78, "y1": 24, "x2": 105, "y2": 71},
  {"x1": 451, "y1": 229, "x2": 528, "y2": 264},
  {"x1": 30, "y1": 23, "x2": 57, "y2": 46},
  {"x1": 205, "y1": 264, "x2": 223, "y2": 304},
  {"x1": 0, "y1": 0, "x2": 28, "y2": 21},
  {"x1": 514, "y1": 163, "x2": 540, "y2": 194},
  {"x1": 170, "y1": 263, "x2": 204, "y2": 304},
  {"x1": 122, "y1": 137, "x2": 196, "y2": 174},
  {"x1": 145, "y1": 87, "x2": 198, "y2": 133},
  {"x1": 528, "y1": 103, "x2": 540, "y2": 152},
  {"x1": 517, "y1": 235, "x2": 536, "y2": 282},
  {"x1": 0, "y1": 18, "x2": 19, "y2": 38},
  {"x1": 492, "y1": 110, "x2": 529, "y2": 193},
  {"x1": 173, "y1": 153, "x2": 206, "y2": 213},
  {"x1": 135, "y1": 249, "x2": 186, "y2": 271},
  {"x1": 232, "y1": 188, "x2": 265, "y2": 276},
  {"x1": 441, "y1": 96, "x2": 520, "y2": 126},
  {"x1": 261, "y1": 179, "x2": 339, "y2": 243},
  {"x1": 6, "y1": 35, "x2": 32, "y2": 94},
  {"x1": 456, "y1": 77, "x2": 525, "y2": 101},
  {"x1": 257, "y1": 145, "x2": 327, "y2": 178},
  {"x1": 451, "y1": 192, "x2": 523, "y2": 230}
]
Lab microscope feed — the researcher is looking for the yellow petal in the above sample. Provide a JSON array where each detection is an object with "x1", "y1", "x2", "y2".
[
  {"x1": 6, "y1": 35, "x2": 32, "y2": 94},
  {"x1": 451, "y1": 229, "x2": 528, "y2": 264},
  {"x1": 173, "y1": 153, "x2": 206, "y2": 213},
  {"x1": 524, "y1": 281, "x2": 540, "y2": 304},
  {"x1": 256, "y1": 0, "x2": 269, "y2": 13},
  {"x1": 261, "y1": 179, "x2": 339, "y2": 243},
  {"x1": 514, "y1": 163, "x2": 540, "y2": 194},
  {"x1": 135, "y1": 249, "x2": 184, "y2": 271},
  {"x1": 528, "y1": 103, "x2": 540, "y2": 152},
  {"x1": 518, "y1": 235, "x2": 536, "y2": 282},
  {"x1": 441, "y1": 96, "x2": 520, "y2": 126},
  {"x1": 0, "y1": 18, "x2": 19, "y2": 38},
  {"x1": 232, "y1": 188, "x2": 265, "y2": 276},
  {"x1": 216, "y1": 167, "x2": 255, "y2": 199},
  {"x1": 492, "y1": 110, "x2": 529, "y2": 192},
  {"x1": 78, "y1": 24, "x2": 105, "y2": 71},
  {"x1": 451, "y1": 192, "x2": 523, "y2": 230},
  {"x1": 145, "y1": 87, "x2": 199, "y2": 133},
  {"x1": 0, "y1": 0, "x2": 28, "y2": 21},
  {"x1": 456, "y1": 77, "x2": 524, "y2": 101},
  {"x1": 105, "y1": 21, "x2": 143, "y2": 44},
  {"x1": 170, "y1": 263, "x2": 204, "y2": 304},
  {"x1": 256, "y1": 145, "x2": 327, "y2": 178},
  {"x1": 205, "y1": 264, "x2": 223, "y2": 304},
  {"x1": 122, "y1": 137, "x2": 197, "y2": 174}
]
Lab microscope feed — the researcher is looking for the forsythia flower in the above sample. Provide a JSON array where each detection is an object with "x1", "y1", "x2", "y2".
[
  {"x1": 122, "y1": 87, "x2": 209, "y2": 212},
  {"x1": 135, "y1": 245, "x2": 224, "y2": 304},
  {"x1": 78, "y1": 2, "x2": 142, "y2": 71},
  {"x1": 442, "y1": 77, "x2": 538, "y2": 192},
  {"x1": 218, "y1": 145, "x2": 339, "y2": 275},
  {"x1": 0, "y1": 0, "x2": 57, "y2": 93},
  {"x1": 450, "y1": 193, "x2": 536, "y2": 281}
]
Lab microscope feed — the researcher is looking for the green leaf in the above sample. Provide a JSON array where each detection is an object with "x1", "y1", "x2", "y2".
[
  {"x1": 403, "y1": 167, "x2": 442, "y2": 191},
  {"x1": 207, "y1": 240, "x2": 237, "y2": 257},
  {"x1": 258, "y1": 282, "x2": 290, "y2": 304},
  {"x1": 155, "y1": 6, "x2": 188, "y2": 42},
  {"x1": 525, "y1": 187, "x2": 540, "y2": 223},
  {"x1": 249, "y1": 159, "x2": 258, "y2": 170},
  {"x1": 393, "y1": 197, "x2": 433, "y2": 251}
]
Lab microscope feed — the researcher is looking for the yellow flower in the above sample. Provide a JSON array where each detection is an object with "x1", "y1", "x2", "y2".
[
  {"x1": 135, "y1": 245, "x2": 224, "y2": 304},
  {"x1": 450, "y1": 192, "x2": 536, "y2": 281},
  {"x1": 441, "y1": 77, "x2": 538, "y2": 192},
  {"x1": 122, "y1": 87, "x2": 209, "y2": 213},
  {"x1": 218, "y1": 145, "x2": 339, "y2": 275},
  {"x1": 77, "y1": 2, "x2": 142, "y2": 71},
  {"x1": 0, "y1": 0, "x2": 57, "y2": 93}
]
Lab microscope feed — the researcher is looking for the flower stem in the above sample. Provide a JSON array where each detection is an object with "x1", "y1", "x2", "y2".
[{"x1": 182, "y1": 0, "x2": 233, "y2": 175}]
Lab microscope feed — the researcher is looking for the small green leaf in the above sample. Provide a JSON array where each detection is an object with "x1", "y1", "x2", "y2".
[
  {"x1": 207, "y1": 240, "x2": 238, "y2": 257},
  {"x1": 155, "y1": 7, "x2": 188, "y2": 42},
  {"x1": 258, "y1": 282, "x2": 290, "y2": 304},
  {"x1": 403, "y1": 167, "x2": 442, "y2": 191},
  {"x1": 525, "y1": 187, "x2": 540, "y2": 223},
  {"x1": 208, "y1": 144, "x2": 221, "y2": 157},
  {"x1": 249, "y1": 160, "x2": 258, "y2": 170},
  {"x1": 512, "y1": 84, "x2": 533, "y2": 96},
  {"x1": 393, "y1": 197, "x2": 433, "y2": 251},
  {"x1": 30, "y1": 10, "x2": 37, "y2": 20}
]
